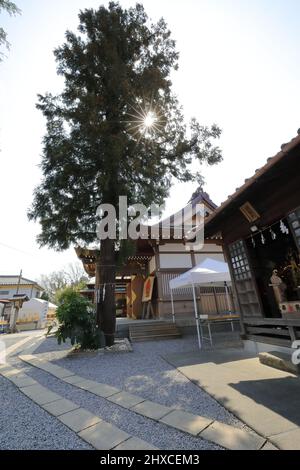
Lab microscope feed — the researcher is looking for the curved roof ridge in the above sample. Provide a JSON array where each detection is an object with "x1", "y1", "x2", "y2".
[{"x1": 204, "y1": 130, "x2": 300, "y2": 226}]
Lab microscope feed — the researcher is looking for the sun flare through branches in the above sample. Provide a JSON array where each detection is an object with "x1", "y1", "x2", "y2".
[{"x1": 124, "y1": 100, "x2": 164, "y2": 141}]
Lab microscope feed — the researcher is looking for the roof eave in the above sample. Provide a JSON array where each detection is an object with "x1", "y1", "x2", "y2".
[{"x1": 204, "y1": 132, "x2": 300, "y2": 232}]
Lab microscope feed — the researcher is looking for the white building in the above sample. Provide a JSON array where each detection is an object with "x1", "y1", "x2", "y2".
[
  {"x1": 0, "y1": 275, "x2": 56, "y2": 330},
  {"x1": 0, "y1": 276, "x2": 43, "y2": 300},
  {"x1": 18, "y1": 298, "x2": 57, "y2": 329}
]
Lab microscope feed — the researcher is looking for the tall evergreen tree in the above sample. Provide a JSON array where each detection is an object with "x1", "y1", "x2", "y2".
[
  {"x1": 0, "y1": 0, "x2": 20, "y2": 61},
  {"x1": 29, "y1": 2, "x2": 222, "y2": 345}
]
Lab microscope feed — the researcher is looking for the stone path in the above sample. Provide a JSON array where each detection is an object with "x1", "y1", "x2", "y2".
[
  {"x1": 0, "y1": 362, "x2": 156, "y2": 451},
  {"x1": 163, "y1": 347, "x2": 300, "y2": 450},
  {"x1": 4, "y1": 332, "x2": 45, "y2": 358},
  {"x1": 16, "y1": 353, "x2": 270, "y2": 450}
]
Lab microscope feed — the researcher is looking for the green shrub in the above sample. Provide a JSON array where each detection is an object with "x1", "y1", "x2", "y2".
[{"x1": 55, "y1": 288, "x2": 101, "y2": 350}]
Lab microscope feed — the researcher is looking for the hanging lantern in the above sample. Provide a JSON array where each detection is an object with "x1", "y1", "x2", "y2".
[{"x1": 261, "y1": 233, "x2": 266, "y2": 245}]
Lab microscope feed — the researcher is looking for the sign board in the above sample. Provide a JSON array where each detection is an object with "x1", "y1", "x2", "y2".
[
  {"x1": 142, "y1": 276, "x2": 155, "y2": 303},
  {"x1": 239, "y1": 202, "x2": 260, "y2": 223}
]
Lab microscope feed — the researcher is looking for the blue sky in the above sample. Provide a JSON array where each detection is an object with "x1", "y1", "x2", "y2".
[{"x1": 1, "y1": 0, "x2": 300, "y2": 279}]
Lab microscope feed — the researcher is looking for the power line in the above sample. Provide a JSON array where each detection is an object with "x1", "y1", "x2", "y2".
[{"x1": 0, "y1": 241, "x2": 38, "y2": 258}]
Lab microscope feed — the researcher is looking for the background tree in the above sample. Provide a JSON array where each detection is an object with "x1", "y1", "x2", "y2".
[
  {"x1": 29, "y1": 2, "x2": 222, "y2": 346},
  {"x1": 0, "y1": 0, "x2": 20, "y2": 61},
  {"x1": 39, "y1": 262, "x2": 88, "y2": 303}
]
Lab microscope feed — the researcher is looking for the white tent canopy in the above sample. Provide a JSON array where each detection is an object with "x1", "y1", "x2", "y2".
[
  {"x1": 169, "y1": 258, "x2": 231, "y2": 290},
  {"x1": 169, "y1": 258, "x2": 232, "y2": 349}
]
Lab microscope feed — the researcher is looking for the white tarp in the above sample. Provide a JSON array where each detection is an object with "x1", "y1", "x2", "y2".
[
  {"x1": 169, "y1": 258, "x2": 232, "y2": 350},
  {"x1": 169, "y1": 258, "x2": 231, "y2": 290}
]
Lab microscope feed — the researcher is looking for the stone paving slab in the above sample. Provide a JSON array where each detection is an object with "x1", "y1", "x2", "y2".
[
  {"x1": 28, "y1": 360, "x2": 74, "y2": 379},
  {"x1": 63, "y1": 375, "x2": 87, "y2": 385},
  {"x1": 17, "y1": 353, "x2": 272, "y2": 451},
  {"x1": 20, "y1": 384, "x2": 62, "y2": 405},
  {"x1": 78, "y1": 421, "x2": 130, "y2": 450},
  {"x1": 261, "y1": 441, "x2": 278, "y2": 450},
  {"x1": 160, "y1": 409, "x2": 213, "y2": 436},
  {"x1": 42, "y1": 398, "x2": 80, "y2": 417},
  {"x1": 223, "y1": 357, "x2": 296, "y2": 380},
  {"x1": 107, "y1": 391, "x2": 145, "y2": 409},
  {"x1": 1, "y1": 367, "x2": 22, "y2": 378},
  {"x1": 75, "y1": 379, "x2": 101, "y2": 391},
  {"x1": 164, "y1": 348, "x2": 300, "y2": 443},
  {"x1": 19, "y1": 354, "x2": 41, "y2": 365},
  {"x1": 89, "y1": 383, "x2": 119, "y2": 398},
  {"x1": 21, "y1": 337, "x2": 46, "y2": 356},
  {"x1": 58, "y1": 407, "x2": 102, "y2": 432},
  {"x1": 200, "y1": 421, "x2": 266, "y2": 450},
  {"x1": 32, "y1": 350, "x2": 69, "y2": 362},
  {"x1": 20, "y1": 355, "x2": 74, "y2": 379},
  {"x1": 196, "y1": 381, "x2": 299, "y2": 438},
  {"x1": 2, "y1": 364, "x2": 159, "y2": 451},
  {"x1": 114, "y1": 437, "x2": 158, "y2": 450},
  {"x1": 269, "y1": 428, "x2": 300, "y2": 450},
  {"x1": 5, "y1": 335, "x2": 40, "y2": 358},
  {"x1": 132, "y1": 400, "x2": 172, "y2": 420},
  {"x1": 40, "y1": 364, "x2": 75, "y2": 379},
  {"x1": 9, "y1": 374, "x2": 38, "y2": 388}
]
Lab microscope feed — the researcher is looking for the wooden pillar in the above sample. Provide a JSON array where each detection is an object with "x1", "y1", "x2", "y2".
[
  {"x1": 126, "y1": 280, "x2": 132, "y2": 318},
  {"x1": 224, "y1": 244, "x2": 246, "y2": 335},
  {"x1": 95, "y1": 254, "x2": 101, "y2": 306},
  {"x1": 190, "y1": 248, "x2": 196, "y2": 267},
  {"x1": 288, "y1": 326, "x2": 297, "y2": 342},
  {"x1": 154, "y1": 243, "x2": 163, "y2": 318},
  {"x1": 213, "y1": 286, "x2": 220, "y2": 314}
]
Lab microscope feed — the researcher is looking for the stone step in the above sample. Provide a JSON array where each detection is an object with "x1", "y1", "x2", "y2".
[
  {"x1": 259, "y1": 350, "x2": 300, "y2": 375},
  {"x1": 130, "y1": 329, "x2": 180, "y2": 336},
  {"x1": 129, "y1": 322, "x2": 176, "y2": 330},
  {"x1": 129, "y1": 322, "x2": 181, "y2": 342},
  {"x1": 130, "y1": 321, "x2": 177, "y2": 328},
  {"x1": 130, "y1": 326, "x2": 180, "y2": 333},
  {"x1": 130, "y1": 333, "x2": 181, "y2": 342}
]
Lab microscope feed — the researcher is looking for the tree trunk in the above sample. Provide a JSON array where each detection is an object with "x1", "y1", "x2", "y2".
[{"x1": 96, "y1": 238, "x2": 116, "y2": 346}]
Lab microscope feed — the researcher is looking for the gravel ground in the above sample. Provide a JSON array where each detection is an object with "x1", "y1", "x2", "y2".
[
  {"x1": 2, "y1": 334, "x2": 256, "y2": 450},
  {"x1": 34, "y1": 335, "x2": 249, "y2": 428},
  {"x1": 0, "y1": 375, "x2": 92, "y2": 450},
  {"x1": 21, "y1": 363, "x2": 223, "y2": 450}
]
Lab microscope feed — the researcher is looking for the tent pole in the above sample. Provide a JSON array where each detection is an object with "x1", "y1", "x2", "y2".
[
  {"x1": 192, "y1": 283, "x2": 202, "y2": 350},
  {"x1": 224, "y1": 282, "x2": 232, "y2": 314},
  {"x1": 170, "y1": 288, "x2": 175, "y2": 324}
]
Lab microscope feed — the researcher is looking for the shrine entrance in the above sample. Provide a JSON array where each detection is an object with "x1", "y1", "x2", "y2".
[{"x1": 246, "y1": 218, "x2": 300, "y2": 318}]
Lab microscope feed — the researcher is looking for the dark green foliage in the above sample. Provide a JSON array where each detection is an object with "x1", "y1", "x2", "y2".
[
  {"x1": 0, "y1": 1, "x2": 21, "y2": 60},
  {"x1": 55, "y1": 288, "x2": 101, "y2": 350},
  {"x1": 28, "y1": 2, "x2": 223, "y2": 342},
  {"x1": 28, "y1": 2, "x2": 222, "y2": 250}
]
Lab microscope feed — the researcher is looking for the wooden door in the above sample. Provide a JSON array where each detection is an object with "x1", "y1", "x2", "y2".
[{"x1": 228, "y1": 240, "x2": 263, "y2": 318}]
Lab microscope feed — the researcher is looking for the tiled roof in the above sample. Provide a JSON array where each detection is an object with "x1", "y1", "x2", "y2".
[
  {"x1": 0, "y1": 276, "x2": 43, "y2": 289},
  {"x1": 190, "y1": 191, "x2": 218, "y2": 210}
]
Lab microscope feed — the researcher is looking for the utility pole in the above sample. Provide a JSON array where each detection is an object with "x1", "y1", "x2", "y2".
[{"x1": 9, "y1": 269, "x2": 22, "y2": 333}]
